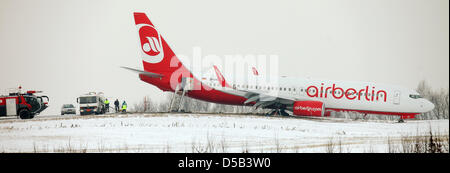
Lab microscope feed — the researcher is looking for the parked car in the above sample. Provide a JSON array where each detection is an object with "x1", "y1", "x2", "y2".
[{"x1": 61, "y1": 104, "x2": 76, "y2": 115}]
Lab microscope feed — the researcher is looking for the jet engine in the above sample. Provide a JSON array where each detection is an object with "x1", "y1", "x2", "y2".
[{"x1": 292, "y1": 101, "x2": 325, "y2": 117}]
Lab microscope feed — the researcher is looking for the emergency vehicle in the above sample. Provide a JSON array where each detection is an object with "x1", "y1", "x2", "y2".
[
  {"x1": 77, "y1": 92, "x2": 106, "y2": 115},
  {"x1": 0, "y1": 88, "x2": 49, "y2": 119}
]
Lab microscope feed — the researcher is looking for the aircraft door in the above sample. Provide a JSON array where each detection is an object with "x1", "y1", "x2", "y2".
[{"x1": 393, "y1": 90, "x2": 401, "y2": 105}]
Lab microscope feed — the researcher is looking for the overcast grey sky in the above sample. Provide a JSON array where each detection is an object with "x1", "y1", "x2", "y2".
[{"x1": 0, "y1": 0, "x2": 448, "y2": 115}]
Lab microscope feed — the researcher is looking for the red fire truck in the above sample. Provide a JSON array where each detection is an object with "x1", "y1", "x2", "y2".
[{"x1": 0, "y1": 88, "x2": 49, "y2": 119}]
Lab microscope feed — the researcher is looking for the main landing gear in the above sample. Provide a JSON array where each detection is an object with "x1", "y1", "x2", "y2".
[{"x1": 398, "y1": 118, "x2": 405, "y2": 123}]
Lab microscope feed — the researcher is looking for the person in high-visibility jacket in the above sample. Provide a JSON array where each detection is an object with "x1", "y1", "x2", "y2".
[
  {"x1": 121, "y1": 101, "x2": 127, "y2": 113},
  {"x1": 104, "y1": 99, "x2": 110, "y2": 113}
]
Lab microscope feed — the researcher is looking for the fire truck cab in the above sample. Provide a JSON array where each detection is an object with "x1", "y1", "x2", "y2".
[{"x1": 0, "y1": 90, "x2": 49, "y2": 119}]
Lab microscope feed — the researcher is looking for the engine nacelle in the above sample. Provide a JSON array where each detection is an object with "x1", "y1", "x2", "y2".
[{"x1": 293, "y1": 101, "x2": 325, "y2": 117}]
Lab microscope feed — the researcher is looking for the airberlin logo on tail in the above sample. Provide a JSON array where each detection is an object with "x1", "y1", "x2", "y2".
[{"x1": 137, "y1": 24, "x2": 164, "y2": 63}]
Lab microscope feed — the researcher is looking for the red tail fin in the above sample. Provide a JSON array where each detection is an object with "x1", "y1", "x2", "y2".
[
  {"x1": 134, "y1": 12, "x2": 183, "y2": 75},
  {"x1": 134, "y1": 12, "x2": 193, "y2": 91}
]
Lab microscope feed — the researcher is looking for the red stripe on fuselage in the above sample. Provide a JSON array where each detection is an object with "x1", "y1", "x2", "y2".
[{"x1": 325, "y1": 108, "x2": 419, "y2": 118}]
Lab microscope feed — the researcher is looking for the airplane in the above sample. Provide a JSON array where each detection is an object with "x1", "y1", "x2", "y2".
[{"x1": 124, "y1": 12, "x2": 435, "y2": 122}]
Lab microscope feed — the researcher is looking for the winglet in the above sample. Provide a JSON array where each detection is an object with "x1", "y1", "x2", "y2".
[
  {"x1": 252, "y1": 67, "x2": 259, "y2": 76},
  {"x1": 213, "y1": 65, "x2": 232, "y2": 88}
]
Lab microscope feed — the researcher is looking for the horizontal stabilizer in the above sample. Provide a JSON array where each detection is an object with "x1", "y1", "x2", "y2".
[{"x1": 121, "y1": 66, "x2": 164, "y2": 78}]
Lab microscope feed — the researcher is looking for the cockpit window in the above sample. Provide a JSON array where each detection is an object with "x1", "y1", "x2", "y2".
[{"x1": 409, "y1": 94, "x2": 422, "y2": 99}]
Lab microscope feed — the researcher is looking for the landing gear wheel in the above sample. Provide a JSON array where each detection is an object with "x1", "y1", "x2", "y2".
[
  {"x1": 362, "y1": 114, "x2": 368, "y2": 120},
  {"x1": 18, "y1": 109, "x2": 32, "y2": 119},
  {"x1": 398, "y1": 119, "x2": 405, "y2": 123},
  {"x1": 266, "y1": 109, "x2": 278, "y2": 116},
  {"x1": 279, "y1": 109, "x2": 290, "y2": 116}
]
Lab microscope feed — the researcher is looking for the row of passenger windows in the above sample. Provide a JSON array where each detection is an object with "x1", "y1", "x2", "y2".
[{"x1": 208, "y1": 83, "x2": 384, "y2": 97}]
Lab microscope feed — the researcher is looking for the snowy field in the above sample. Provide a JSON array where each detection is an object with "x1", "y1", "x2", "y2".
[{"x1": 0, "y1": 113, "x2": 448, "y2": 153}]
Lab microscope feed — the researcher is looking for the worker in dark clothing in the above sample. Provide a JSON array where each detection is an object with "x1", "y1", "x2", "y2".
[
  {"x1": 114, "y1": 99, "x2": 120, "y2": 113},
  {"x1": 104, "y1": 99, "x2": 110, "y2": 113}
]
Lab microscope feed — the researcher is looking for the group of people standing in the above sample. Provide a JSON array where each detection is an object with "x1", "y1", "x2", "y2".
[{"x1": 104, "y1": 98, "x2": 127, "y2": 113}]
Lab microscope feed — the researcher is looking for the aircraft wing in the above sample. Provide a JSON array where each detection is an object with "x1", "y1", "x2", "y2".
[
  {"x1": 211, "y1": 65, "x2": 314, "y2": 109},
  {"x1": 216, "y1": 87, "x2": 299, "y2": 109}
]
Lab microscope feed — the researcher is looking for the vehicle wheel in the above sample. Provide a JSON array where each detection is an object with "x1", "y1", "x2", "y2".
[
  {"x1": 61, "y1": 113, "x2": 64, "y2": 115},
  {"x1": 18, "y1": 109, "x2": 31, "y2": 119}
]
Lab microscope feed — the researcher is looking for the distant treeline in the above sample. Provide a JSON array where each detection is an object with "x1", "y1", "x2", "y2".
[{"x1": 415, "y1": 80, "x2": 449, "y2": 120}]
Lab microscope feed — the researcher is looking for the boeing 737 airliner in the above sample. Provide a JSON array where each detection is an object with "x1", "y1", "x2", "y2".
[{"x1": 124, "y1": 12, "x2": 434, "y2": 122}]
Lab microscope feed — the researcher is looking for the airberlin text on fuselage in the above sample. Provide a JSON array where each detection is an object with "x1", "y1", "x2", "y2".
[{"x1": 306, "y1": 83, "x2": 387, "y2": 102}]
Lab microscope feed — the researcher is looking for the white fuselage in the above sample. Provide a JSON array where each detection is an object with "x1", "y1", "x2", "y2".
[{"x1": 201, "y1": 71, "x2": 434, "y2": 115}]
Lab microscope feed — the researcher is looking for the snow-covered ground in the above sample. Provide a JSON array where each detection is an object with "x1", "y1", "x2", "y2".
[{"x1": 0, "y1": 113, "x2": 448, "y2": 153}]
